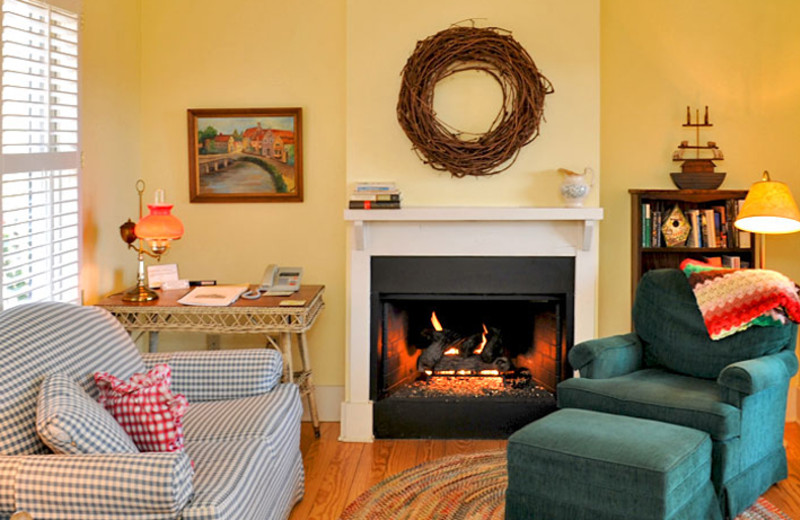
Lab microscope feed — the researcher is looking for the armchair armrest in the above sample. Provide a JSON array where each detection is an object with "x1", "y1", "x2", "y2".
[
  {"x1": 718, "y1": 349, "x2": 798, "y2": 397},
  {"x1": 568, "y1": 333, "x2": 644, "y2": 379},
  {"x1": 142, "y1": 349, "x2": 284, "y2": 402},
  {"x1": 1, "y1": 452, "x2": 192, "y2": 518}
]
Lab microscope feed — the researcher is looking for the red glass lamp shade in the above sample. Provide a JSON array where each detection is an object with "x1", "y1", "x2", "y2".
[{"x1": 134, "y1": 203, "x2": 183, "y2": 253}]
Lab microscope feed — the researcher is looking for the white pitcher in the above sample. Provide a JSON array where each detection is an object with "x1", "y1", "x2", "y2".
[{"x1": 558, "y1": 167, "x2": 594, "y2": 207}]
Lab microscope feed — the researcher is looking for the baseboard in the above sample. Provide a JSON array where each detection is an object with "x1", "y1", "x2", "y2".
[
  {"x1": 301, "y1": 385, "x2": 344, "y2": 422},
  {"x1": 789, "y1": 386, "x2": 799, "y2": 423}
]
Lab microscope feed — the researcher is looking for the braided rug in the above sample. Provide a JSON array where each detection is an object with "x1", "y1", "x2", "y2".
[{"x1": 339, "y1": 450, "x2": 790, "y2": 520}]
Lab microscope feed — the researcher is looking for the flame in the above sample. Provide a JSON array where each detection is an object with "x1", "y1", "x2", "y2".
[
  {"x1": 473, "y1": 324, "x2": 489, "y2": 355},
  {"x1": 424, "y1": 370, "x2": 433, "y2": 376},
  {"x1": 457, "y1": 370, "x2": 471, "y2": 375},
  {"x1": 443, "y1": 347, "x2": 460, "y2": 356},
  {"x1": 439, "y1": 370, "x2": 455, "y2": 375},
  {"x1": 479, "y1": 369, "x2": 500, "y2": 375},
  {"x1": 431, "y1": 312, "x2": 443, "y2": 332}
]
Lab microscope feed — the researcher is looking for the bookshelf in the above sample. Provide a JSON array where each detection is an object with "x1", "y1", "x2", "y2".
[{"x1": 629, "y1": 189, "x2": 755, "y2": 297}]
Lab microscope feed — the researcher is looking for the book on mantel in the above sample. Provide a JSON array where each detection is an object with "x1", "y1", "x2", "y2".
[{"x1": 349, "y1": 182, "x2": 402, "y2": 209}]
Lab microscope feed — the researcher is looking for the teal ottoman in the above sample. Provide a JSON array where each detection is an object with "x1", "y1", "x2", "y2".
[{"x1": 506, "y1": 409, "x2": 721, "y2": 520}]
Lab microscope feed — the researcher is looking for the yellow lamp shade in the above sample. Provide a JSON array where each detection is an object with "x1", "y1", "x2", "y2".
[{"x1": 734, "y1": 171, "x2": 800, "y2": 234}]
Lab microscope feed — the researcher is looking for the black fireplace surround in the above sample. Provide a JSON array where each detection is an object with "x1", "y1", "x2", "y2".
[{"x1": 370, "y1": 256, "x2": 575, "y2": 439}]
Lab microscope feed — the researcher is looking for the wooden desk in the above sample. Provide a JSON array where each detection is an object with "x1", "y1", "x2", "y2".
[{"x1": 95, "y1": 285, "x2": 324, "y2": 436}]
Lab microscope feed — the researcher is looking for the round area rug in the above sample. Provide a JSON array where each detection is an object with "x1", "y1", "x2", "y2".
[{"x1": 339, "y1": 450, "x2": 791, "y2": 520}]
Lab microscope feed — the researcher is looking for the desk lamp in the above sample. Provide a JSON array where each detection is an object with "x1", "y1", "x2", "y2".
[
  {"x1": 119, "y1": 180, "x2": 184, "y2": 301},
  {"x1": 734, "y1": 171, "x2": 800, "y2": 268}
]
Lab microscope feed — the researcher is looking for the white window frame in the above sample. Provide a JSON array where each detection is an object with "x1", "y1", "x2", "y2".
[{"x1": 0, "y1": 0, "x2": 82, "y2": 310}]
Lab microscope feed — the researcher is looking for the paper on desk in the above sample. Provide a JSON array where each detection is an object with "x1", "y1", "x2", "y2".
[{"x1": 177, "y1": 284, "x2": 249, "y2": 306}]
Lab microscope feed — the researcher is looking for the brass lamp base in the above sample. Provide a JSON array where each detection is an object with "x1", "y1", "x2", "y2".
[{"x1": 122, "y1": 283, "x2": 159, "y2": 302}]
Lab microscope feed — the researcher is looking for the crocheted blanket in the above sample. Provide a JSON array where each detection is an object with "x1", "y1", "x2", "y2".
[{"x1": 680, "y1": 259, "x2": 800, "y2": 340}]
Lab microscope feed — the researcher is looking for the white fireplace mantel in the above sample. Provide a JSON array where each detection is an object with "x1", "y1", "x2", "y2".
[
  {"x1": 345, "y1": 207, "x2": 603, "y2": 252},
  {"x1": 342, "y1": 206, "x2": 604, "y2": 442}
]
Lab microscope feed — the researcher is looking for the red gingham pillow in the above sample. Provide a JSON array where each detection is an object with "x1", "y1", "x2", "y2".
[{"x1": 94, "y1": 364, "x2": 188, "y2": 453}]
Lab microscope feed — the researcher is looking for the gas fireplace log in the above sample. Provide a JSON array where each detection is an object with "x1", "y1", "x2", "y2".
[
  {"x1": 458, "y1": 333, "x2": 483, "y2": 358},
  {"x1": 479, "y1": 327, "x2": 503, "y2": 363},
  {"x1": 493, "y1": 356, "x2": 512, "y2": 372},
  {"x1": 418, "y1": 329, "x2": 461, "y2": 370}
]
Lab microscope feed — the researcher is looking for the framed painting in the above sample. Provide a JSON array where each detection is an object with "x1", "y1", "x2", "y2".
[{"x1": 187, "y1": 107, "x2": 303, "y2": 202}]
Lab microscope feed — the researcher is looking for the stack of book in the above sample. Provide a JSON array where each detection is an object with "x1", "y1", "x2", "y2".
[{"x1": 349, "y1": 182, "x2": 402, "y2": 209}]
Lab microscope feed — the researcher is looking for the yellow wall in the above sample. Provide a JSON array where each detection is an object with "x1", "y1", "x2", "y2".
[
  {"x1": 600, "y1": 0, "x2": 800, "y2": 336},
  {"x1": 347, "y1": 0, "x2": 600, "y2": 207},
  {"x1": 81, "y1": 0, "x2": 142, "y2": 304}
]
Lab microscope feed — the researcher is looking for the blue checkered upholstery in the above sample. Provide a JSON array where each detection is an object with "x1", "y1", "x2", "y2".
[
  {"x1": 36, "y1": 373, "x2": 139, "y2": 454},
  {"x1": 142, "y1": 349, "x2": 283, "y2": 402},
  {"x1": 0, "y1": 303, "x2": 145, "y2": 456},
  {"x1": 0, "y1": 302, "x2": 304, "y2": 519},
  {"x1": 9, "y1": 451, "x2": 193, "y2": 518}
]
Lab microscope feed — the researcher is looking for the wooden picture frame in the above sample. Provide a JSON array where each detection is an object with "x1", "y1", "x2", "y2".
[{"x1": 187, "y1": 108, "x2": 303, "y2": 202}]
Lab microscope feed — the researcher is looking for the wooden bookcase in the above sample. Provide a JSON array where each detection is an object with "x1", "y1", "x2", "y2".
[{"x1": 629, "y1": 189, "x2": 756, "y2": 297}]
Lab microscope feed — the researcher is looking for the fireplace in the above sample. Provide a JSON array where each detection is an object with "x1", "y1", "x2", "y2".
[
  {"x1": 342, "y1": 207, "x2": 603, "y2": 442},
  {"x1": 371, "y1": 256, "x2": 572, "y2": 438}
]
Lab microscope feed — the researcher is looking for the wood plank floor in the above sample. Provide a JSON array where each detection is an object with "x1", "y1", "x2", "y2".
[{"x1": 290, "y1": 422, "x2": 800, "y2": 520}]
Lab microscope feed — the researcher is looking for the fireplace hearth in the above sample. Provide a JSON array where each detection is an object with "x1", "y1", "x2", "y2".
[{"x1": 371, "y1": 256, "x2": 572, "y2": 438}]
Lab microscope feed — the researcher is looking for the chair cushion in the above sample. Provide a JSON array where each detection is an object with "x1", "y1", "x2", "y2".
[
  {"x1": 183, "y1": 383, "x2": 301, "y2": 443},
  {"x1": 95, "y1": 364, "x2": 188, "y2": 453},
  {"x1": 557, "y1": 368, "x2": 741, "y2": 441},
  {"x1": 633, "y1": 269, "x2": 795, "y2": 378},
  {"x1": 36, "y1": 373, "x2": 139, "y2": 455}
]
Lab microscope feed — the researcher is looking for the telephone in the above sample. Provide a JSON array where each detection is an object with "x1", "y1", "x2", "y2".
[{"x1": 242, "y1": 265, "x2": 303, "y2": 299}]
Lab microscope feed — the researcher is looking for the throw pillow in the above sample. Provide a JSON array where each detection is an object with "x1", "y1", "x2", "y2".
[
  {"x1": 36, "y1": 372, "x2": 139, "y2": 455},
  {"x1": 94, "y1": 364, "x2": 188, "y2": 453}
]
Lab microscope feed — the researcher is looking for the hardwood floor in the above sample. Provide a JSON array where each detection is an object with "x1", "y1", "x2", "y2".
[{"x1": 290, "y1": 422, "x2": 800, "y2": 520}]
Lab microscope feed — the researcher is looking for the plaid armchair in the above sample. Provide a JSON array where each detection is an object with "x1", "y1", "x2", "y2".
[{"x1": 0, "y1": 302, "x2": 304, "y2": 519}]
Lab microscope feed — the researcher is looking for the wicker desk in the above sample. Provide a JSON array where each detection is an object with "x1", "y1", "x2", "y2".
[{"x1": 95, "y1": 285, "x2": 324, "y2": 436}]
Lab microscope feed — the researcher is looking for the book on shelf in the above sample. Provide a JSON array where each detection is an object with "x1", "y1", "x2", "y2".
[
  {"x1": 701, "y1": 209, "x2": 716, "y2": 247},
  {"x1": 652, "y1": 209, "x2": 662, "y2": 247},
  {"x1": 736, "y1": 199, "x2": 751, "y2": 248},
  {"x1": 353, "y1": 182, "x2": 397, "y2": 192},
  {"x1": 685, "y1": 209, "x2": 701, "y2": 247},
  {"x1": 349, "y1": 200, "x2": 401, "y2": 210},
  {"x1": 722, "y1": 255, "x2": 741, "y2": 268},
  {"x1": 349, "y1": 192, "x2": 401, "y2": 202},
  {"x1": 642, "y1": 203, "x2": 651, "y2": 247}
]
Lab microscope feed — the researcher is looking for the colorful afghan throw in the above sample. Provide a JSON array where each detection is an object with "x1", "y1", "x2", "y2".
[{"x1": 680, "y1": 259, "x2": 800, "y2": 340}]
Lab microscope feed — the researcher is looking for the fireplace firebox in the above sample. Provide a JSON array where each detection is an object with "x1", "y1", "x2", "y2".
[{"x1": 371, "y1": 256, "x2": 574, "y2": 438}]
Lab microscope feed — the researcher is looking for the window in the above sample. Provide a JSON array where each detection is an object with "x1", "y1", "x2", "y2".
[{"x1": 1, "y1": 0, "x2": 81, "y2": 310}]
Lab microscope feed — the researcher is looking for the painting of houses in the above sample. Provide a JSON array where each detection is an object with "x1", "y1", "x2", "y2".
[
  {"x1": 188, "y1": 108, "x2": 303, "y2": 202},
  {"x1": 262, "y1": 129, "x2": 296, "y2": 165}
]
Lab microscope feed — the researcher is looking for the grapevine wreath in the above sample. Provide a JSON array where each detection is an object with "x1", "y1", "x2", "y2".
[{"x1": 396, "y1": 24, "x2": 554, "y2": 178}]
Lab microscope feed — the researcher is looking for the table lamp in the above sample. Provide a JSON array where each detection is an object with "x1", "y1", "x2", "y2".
[
  {"x1": 734, "y1": 170, "x2": 800, "y2": 268},
  {"x1": 120, "y1": 180, "x2": 184, "y2": 301}
]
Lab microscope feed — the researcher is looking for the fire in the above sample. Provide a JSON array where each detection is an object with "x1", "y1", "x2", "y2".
[
  {"x1": 473, "y1": 324, "x2": 489, "y2": 355},
  {"x1": 479, "y1": 369, "x2": 500, "y2": 376},
  {"x1": 431, "y1": 311, "x2": 443, "y2": 332},
  {"x1": 443, "y1": 347, "x2": 460, "y2": 356}
]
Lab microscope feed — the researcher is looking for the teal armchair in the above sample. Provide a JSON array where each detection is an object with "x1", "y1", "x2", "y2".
[{"x1": 558, "y1": 269, "x2": 798, "y2": 519}]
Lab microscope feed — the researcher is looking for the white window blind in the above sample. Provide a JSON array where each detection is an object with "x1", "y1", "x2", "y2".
[{"x1": 1, "y1": 0, "x2": 80, "y2": 310}]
